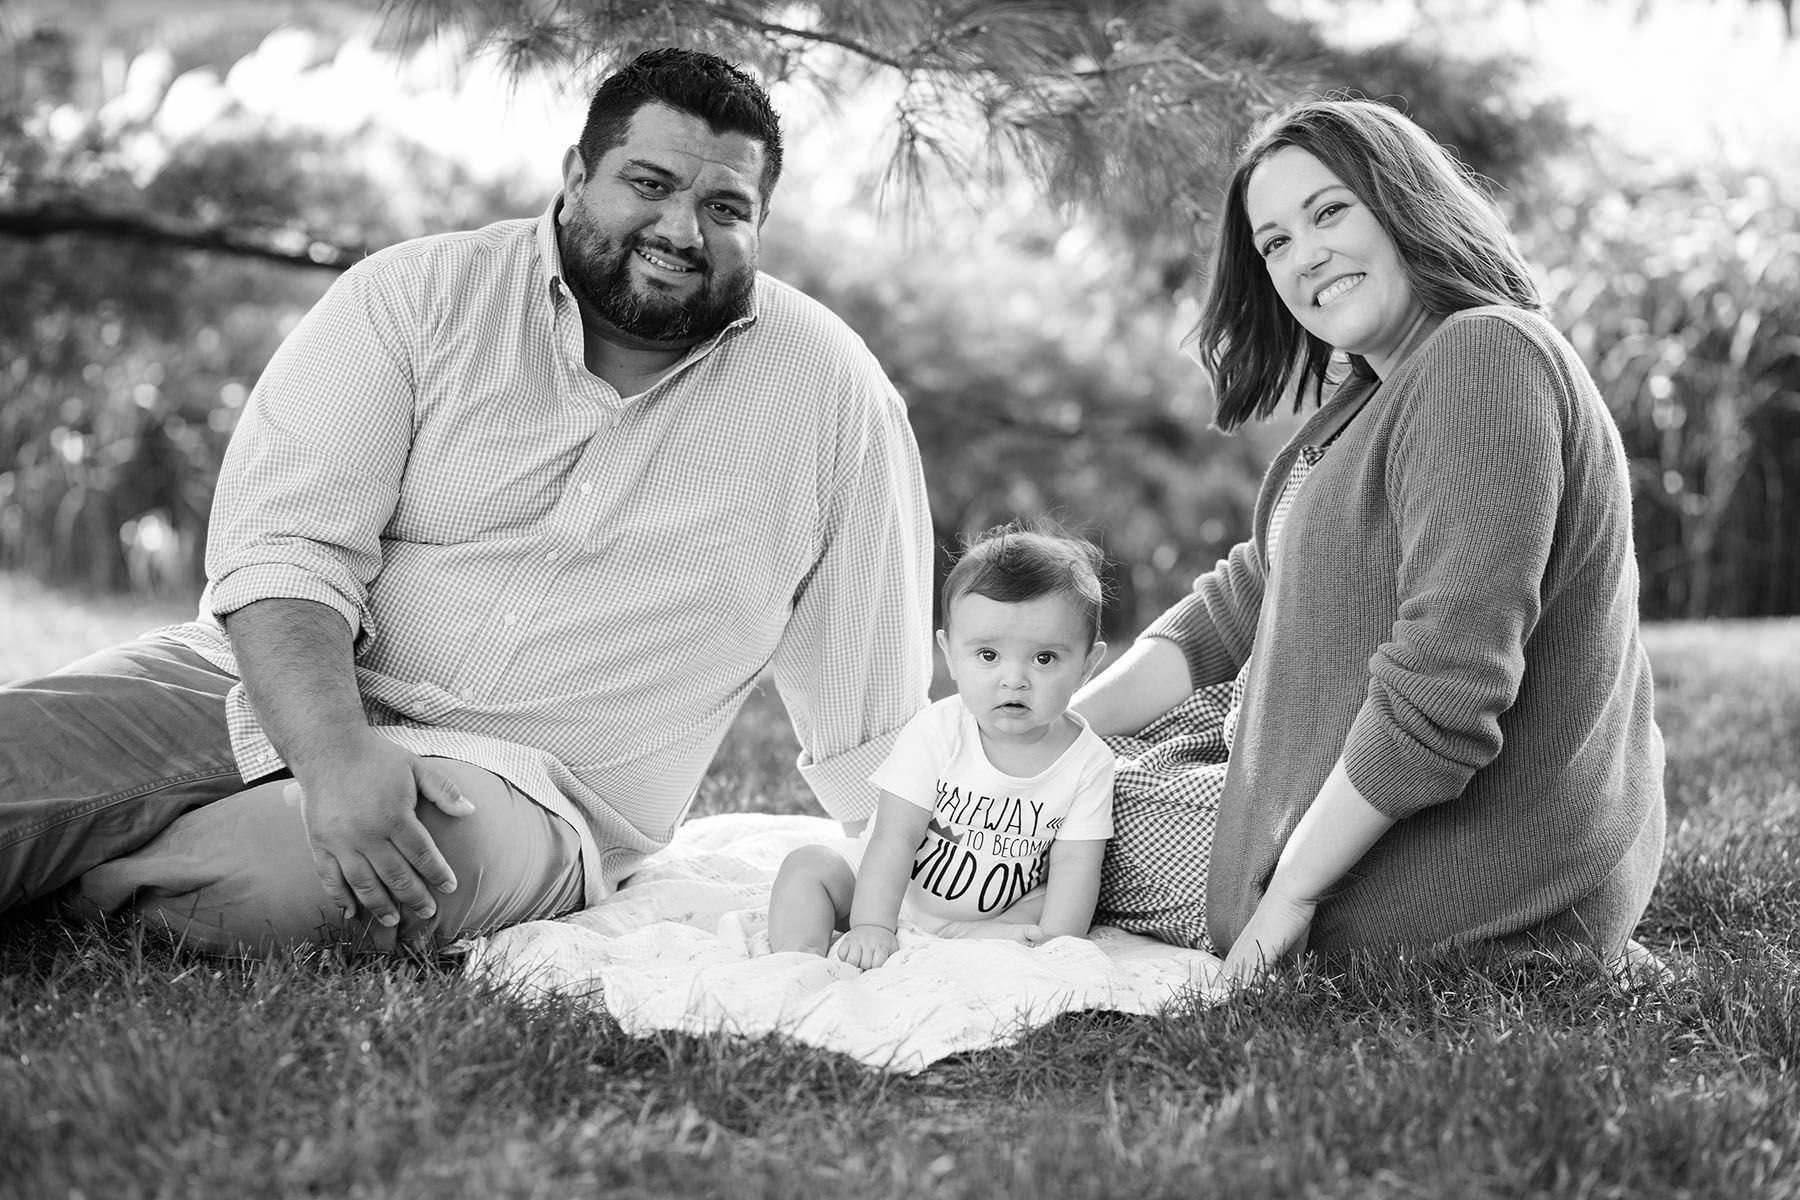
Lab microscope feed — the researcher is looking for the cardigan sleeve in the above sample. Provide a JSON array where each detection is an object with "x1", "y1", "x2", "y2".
[
  {"x1": 1341, "y1": 314, "x2": 1566, "y2": 819},
  {"x1": 1140, "y1": 537, "x2": 1265, "y2": 690}
]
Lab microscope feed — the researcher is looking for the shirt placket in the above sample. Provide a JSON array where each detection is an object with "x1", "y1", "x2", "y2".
[{"x1": 456, "y1": 285, "x2": 635, "y2": 704}]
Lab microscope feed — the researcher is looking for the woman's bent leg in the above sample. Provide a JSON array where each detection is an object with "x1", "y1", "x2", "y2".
[
  {"x1": 1093, "y1": 681, "x2": 1238, "y2": 953},
  {"x1": 0, "y1": 636, "x2": 243, "y2": 911},
  {"x1": 74, "y1": 758, "x2": 584, "y2": 956}
]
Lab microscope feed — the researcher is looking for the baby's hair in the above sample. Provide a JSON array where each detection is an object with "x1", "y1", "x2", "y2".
[{"x1": 941, "y1": 521, "x2": 1107, "y2": 645}]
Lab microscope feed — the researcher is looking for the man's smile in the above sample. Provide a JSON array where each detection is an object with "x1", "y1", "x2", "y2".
[{"x1": 635, "y1": 246, "x2": 699, "y2": 274}]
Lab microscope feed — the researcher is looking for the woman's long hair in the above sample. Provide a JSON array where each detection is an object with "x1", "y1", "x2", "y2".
[{"x1": 1193, "y1": 98, "x2": 1543, "y2": 430}]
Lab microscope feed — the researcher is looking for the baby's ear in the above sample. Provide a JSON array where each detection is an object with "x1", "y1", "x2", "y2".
[
  {"x1": 934, "y1": 628, "x2": 951, "y2": 661},
  {"x1": 1083, "y1": 640, "x2": 1108, "y2": 680}
]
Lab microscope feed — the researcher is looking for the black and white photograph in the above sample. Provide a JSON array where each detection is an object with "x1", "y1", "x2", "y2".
[{"x1": 2, "y1": 0, "x2": 1795, "y2": 1195}]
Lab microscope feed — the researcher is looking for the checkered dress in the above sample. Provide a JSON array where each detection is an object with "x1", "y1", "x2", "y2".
[{"x1": 1096, "y1": 444, "x2": 1327, "y2": 951}]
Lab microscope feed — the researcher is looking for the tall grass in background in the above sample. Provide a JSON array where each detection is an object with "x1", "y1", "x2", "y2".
[{"x1": 1284, "y1": 0, "x2": 1800, "y2": 618}]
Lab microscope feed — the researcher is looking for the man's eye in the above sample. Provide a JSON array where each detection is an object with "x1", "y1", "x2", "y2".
[
  {"x1": 633, "y1": 179, "x2": 669, "y2": 195},
  {"x1": 709, "y1": 203, "x2": 747, "y2": 222}
]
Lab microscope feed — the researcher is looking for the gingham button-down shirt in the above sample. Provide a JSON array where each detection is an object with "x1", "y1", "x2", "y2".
[{"x1": 167, "y1": 201, "x2": 934, "y2": 902}]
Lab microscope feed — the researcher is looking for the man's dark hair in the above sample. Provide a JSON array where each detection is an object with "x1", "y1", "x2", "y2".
[
  {"x1": 576, "y1": 47, "x2": 784, "y2": 201},
  {"x1": 942, "y1": 521, "x2": 1107, "y2": 646}
]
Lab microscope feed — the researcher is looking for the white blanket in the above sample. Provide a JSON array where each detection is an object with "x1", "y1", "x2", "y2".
[{"x1": 463, "y1": 813, "x2": 1225, "y2": 1073}]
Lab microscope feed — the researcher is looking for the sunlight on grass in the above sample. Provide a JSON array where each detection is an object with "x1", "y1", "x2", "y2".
[
  {"x1": 0, "y1": 573, "x2": 197, "y2": 681},
  {"x1": 3, "y1": 589, "x2": 1797, "y2": 1198}
]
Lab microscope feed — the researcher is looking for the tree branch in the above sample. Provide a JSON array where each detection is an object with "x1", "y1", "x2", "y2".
[
  {"x1": 698, "y1": 8, "x2": 913, "y2": 72},
  {"x1": 0, "y1": 201, "x2": 363, "y2": 270}
]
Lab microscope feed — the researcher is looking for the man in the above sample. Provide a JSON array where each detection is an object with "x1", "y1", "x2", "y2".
[{"x1": 0, "y1": 48, "x2": 933, "y2": 954}]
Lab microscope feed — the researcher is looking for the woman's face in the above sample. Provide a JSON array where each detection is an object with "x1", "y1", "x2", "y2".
[{"x1": 1244, "y1": 145, "x2": 1428, "y2": 378}]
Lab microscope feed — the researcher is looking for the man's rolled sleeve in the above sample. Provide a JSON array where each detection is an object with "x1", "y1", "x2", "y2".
[
  {"x1": 207, "y1": 560, "x2": 368, "y2": 641},
  {"x1": 797, "y1": 733, "x2": 905, "y2": 824},
  {"x1": 772, "y1": 359, "x2": 934, "y2": 826},
  {"x1": 203, "y1": 258, "x2": 418, "y2": 644}
]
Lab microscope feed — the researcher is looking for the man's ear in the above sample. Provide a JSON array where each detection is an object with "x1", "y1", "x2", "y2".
[{"x1": 558, "y1": 145, "x2": 587, "y2": 222}]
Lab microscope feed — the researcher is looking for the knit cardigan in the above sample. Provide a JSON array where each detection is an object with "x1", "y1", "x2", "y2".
[{"x1": 1145, "y1": 306, "x2": 1666, "y2": 956}]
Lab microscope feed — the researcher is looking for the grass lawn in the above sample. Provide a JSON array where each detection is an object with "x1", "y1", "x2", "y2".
[{"x1": 2, "y1": 575, "x2": 1796, "y2": 1198}]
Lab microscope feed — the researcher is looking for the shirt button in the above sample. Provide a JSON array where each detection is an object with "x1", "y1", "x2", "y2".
[
  {"x1": 545, "y1": 550, "x2": 559, "y2": 562},
  {"x1": 579, "y1": 481, "x2": 593, "y2": 496},
  {"x1": 503, "y1": 612, "x2": 518, "y2": 627}
]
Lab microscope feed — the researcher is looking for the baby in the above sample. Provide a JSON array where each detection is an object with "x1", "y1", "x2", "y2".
[{"x1": 768, "y1": 523, "x2": 1116, "y2": 968}]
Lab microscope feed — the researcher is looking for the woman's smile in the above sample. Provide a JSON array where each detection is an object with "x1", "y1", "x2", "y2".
[
  {"x1": 1246, "y1": 145, "x2": 1428, "y2": 376},
  {"x1": 1314, "y1": 273, "x2": 1365, "y2": 306}
]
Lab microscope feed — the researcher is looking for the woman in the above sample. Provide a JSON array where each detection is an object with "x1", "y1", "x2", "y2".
[{"x1": 1077, "y1": 98, "x2": 1665, "y2": 985}]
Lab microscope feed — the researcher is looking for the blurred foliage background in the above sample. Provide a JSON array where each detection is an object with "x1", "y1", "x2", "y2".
[{"x1": 1, "y1": 0, "x2": 1796, "y2": 637}]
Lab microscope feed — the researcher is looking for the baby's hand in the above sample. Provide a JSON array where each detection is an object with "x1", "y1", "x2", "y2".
[{"x1": 833, "y1": 924, "x2": 899, "y2": 970}]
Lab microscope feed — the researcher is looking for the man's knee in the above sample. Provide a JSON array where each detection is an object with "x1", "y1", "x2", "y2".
[
  {"x1": 76, "y1": 757, "x2": 582, "y2": 955},
  {"x1": 409, "y1": 764, "x2": 583, "y2": 937}
]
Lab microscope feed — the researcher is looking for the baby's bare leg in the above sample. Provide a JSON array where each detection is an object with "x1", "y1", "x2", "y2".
[{"x1": 768, "y1": 843, "x2": 857, "y2": 955}]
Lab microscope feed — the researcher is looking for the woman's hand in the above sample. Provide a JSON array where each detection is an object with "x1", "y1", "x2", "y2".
[
  {"x1": 833, "y1": 924, "x2": 899, "y2": 970},
  {"x1": 1222, "y1": 761, "x2": 1394, "y2": 987},
  {"x1": 1221, "y1": 886, "x2": 1317, "y2": 986}
]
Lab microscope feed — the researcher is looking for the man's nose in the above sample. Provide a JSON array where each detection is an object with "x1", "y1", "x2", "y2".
[{"x1": 652, "y1": 200, "x2": 703, "y2": 251}]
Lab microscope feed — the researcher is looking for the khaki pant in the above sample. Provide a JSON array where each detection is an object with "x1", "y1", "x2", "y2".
[{"x1": 2, "y1": 635, "x2": 582, "y2": 955}]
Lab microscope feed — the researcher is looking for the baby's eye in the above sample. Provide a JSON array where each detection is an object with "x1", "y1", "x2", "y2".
[
  {"x1": 976, "y1": 648, "x2": 998, "y2": 662},
  {"x1": 1034, "y1": 652, "x2": 1058, "y2": 666}
]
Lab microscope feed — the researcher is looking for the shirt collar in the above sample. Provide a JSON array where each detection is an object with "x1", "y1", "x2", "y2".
[{"x1": 536, "y1": 196, "x2": 568, "y2": 301}]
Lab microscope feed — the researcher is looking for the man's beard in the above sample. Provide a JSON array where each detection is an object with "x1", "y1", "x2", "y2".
[{"x1": 560, "y1": 202, "x2": 755, "y2": 344}]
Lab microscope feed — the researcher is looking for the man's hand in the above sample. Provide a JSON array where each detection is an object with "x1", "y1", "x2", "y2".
[
  {"x1": 832, "y1": 924, "x2": 899, "y2": 970},
  {"x1": 285, "y1": 734, "x2": 474, "y2": 930},
  {"x1": 1221, "y1": 886, "x2": 1317, "y2": 987}
]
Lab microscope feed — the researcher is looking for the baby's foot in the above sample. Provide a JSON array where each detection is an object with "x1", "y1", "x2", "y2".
[{"x1": 719, "y1": 910, "x2": 773, "y2": 957}]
